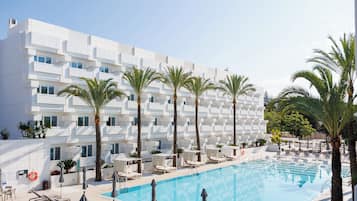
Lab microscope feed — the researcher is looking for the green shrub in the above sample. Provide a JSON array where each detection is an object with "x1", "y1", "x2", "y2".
[{"x1": 151, "y1": 150, "x2": 162, "y2": 154}]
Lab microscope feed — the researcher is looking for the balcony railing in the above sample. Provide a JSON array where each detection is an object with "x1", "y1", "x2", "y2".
[
  {"x1": 36, "y1": 94, "x2": 65, "y2": 105},
  {"x1": 46, "y1": 127, "x2": 69, "y2": 137},
  {"x1": 74, "y1": 126, "x2": 95, "y2": 135},
  {"x1": 33, "y1": 62, "x2": 62, "y2": 75},
  {"x1": 69, "y1": 68, "x2": 93, "y2": 79}
]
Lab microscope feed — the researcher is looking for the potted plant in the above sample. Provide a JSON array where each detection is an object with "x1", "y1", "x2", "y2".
[
  {"x1": 57, "y1": 160, "x2": 77, "y2": 174},
  {"x1": 151, "y1": 150, "x2": 162, "y2": 155},
  {"x1": 271, "y1": 129, "x2": 282, "y2": 151}
]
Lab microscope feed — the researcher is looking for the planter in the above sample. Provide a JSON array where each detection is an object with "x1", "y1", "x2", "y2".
[
  {"x1": 266, "y1": 144, "x2": 279, "y2": 152},
  {"x1": 50, "y1": 172, "x2": 79, "y2": 188}
]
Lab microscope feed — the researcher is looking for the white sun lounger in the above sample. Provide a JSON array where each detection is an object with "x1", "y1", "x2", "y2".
[
  {"x1": 183, "y1": 151, "x2": 205, "y2": 168},
  {"x1": 114, "y1": 158, "x2": 142, "y2": 179},
  {"x1": 206, "y1": 148, "x2": 226, "y2": 163},
  {"x1": 152, "y1": 154, "x2": 176, "y2": 173}
]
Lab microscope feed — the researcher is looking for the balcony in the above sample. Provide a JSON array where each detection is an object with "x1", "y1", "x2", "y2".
[
  {"x1": 126, "y1": 101, "x2": 137, "y2": 110},
  {"x1": 46, "y1": 127, "x2": 69, "y2": 137},
  {"x1": 69, "y1": 68, "x2": 93, "y2": 79},
  {"x1": 210, "y1": 107, "x2": 219, "y2": 114},
  {"x1": 148, "y1": 102, "x2": 163, "y2": 111},
  {"x1": 35, "y1": 94, "x2": 65, "y2": 105},
  {"x1": 28, "y1": 32, "x2": 61, "y2": 52},
  {"x1": 121, "y1": 54, "x2": 141, "y2": 66},
  {"x1": 106, "y1": 99, "x2": 122, "y2": 108},
  {"x1": 201, "y1": 125, "x2": 212, "y2": 133},
  {"x1": 72, "y1": 97, "x2": 88, "y2": 106},
  {"x1": 221, "y1": 108, "x2": 231, "y2": 115},
  {"x1": 65, "y1": 40, "x2": 90, "y2": 58},
  {"x1": 97, "y1": 72, "x2": 120, "y2": 83},
  {"x1": 214, "y1": 125, "x2": 223, "y2": 132},
  {"x1": 103, "y1": 126, "x2": 122, "y2": 135},
  {"x1": 95, "y1": 47, "x2": 117, "y2": 63},
  {"x1": 183, "y1": 105, "x2": 194, "y2": 113},
  {"x1": 33, "y1": 62, "x2": 62, "y2": 75},
  {"x1": 74, "y1": 126, "x2": 95, "y2": 135}
]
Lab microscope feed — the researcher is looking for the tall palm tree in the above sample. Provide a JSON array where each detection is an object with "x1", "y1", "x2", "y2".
[
  {"x1": 308, "y1": 34, "x2": 357, "y2": 198},
  {"x1": 58, "y1": 78, "x2": 125, "y2": 181},
  {"x1": 219, "y1": 75, "x2": 255, "y2": 155},
  {"x1": 279, "y1": 66, "x2": 352, "y2": 201},
  {"x1": 161, "y1": 67, "x2": 192, "y2": 166},
  {"x1": 123, "y1": 67, "x2": 160, "y2": 173},
  {"x1": 184, "y1": 76, "x2": 216, "y2": 161}
]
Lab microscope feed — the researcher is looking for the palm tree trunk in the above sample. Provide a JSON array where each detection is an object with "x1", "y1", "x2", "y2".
[
  {"x1": 173, "y1": 93, "x2": 177, "y2": 167},
  {"x1": 348, "y1": 82, "x2": 357, "y2": 199},
  {"x1": 95, "y1": 113, "x2": 102, "y2": 181},
  {"x1": 137, "y1": 96, "x2": 142, "y2": 173},
  {"x1": 233, "y1": 100, "x2": 237, "y2": 156},
  {"x1": 195, "y1": 97, "x2": 201, "y2": 161},
  {"x1": 330, "y1": 136, "x2": 342, "y2": 201}
]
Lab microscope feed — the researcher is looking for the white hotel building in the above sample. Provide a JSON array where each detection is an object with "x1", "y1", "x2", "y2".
[{"x1": 0, "y1": 19, "x2": 266, "y2": 187}]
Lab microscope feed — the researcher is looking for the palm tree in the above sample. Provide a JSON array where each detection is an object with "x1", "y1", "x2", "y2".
[
  {"x1": 161, "y1": 67, "x2": 192, "y2": 166},
  {"x1": 279, "y1": 66, "x2": 352, "y2": 201},
  {"x1": 123, "y1": 67, "x2": 160, "y2": 173},
  {"x1": 185, "y1": 76, "x2": 216, "y2": 161},
  {"x1": 58, "y1": 78, "x2": 125, "y2": 181},
  {"x1": 308, "y1": 34, "x2": 357, "y2": 198},
  {"x1": 218, "y1": 75, "x2": 255, "y2": 155}
]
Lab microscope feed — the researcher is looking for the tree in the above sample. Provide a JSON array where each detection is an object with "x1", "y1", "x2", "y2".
[
  {"x1": 161, "y1": 67, "x2": 192, "y2": 166},
  {"x1": 308, "y1": 34, "x2": 357, "y2": 198},
  {"x1": 184, "y1": 76, "x2": 216, "y2": 161},
  {"x1": 281, "y1": 111, "x2": 315, "y2": 139},
  {"x1": 18, "y1": 121, "x2": 48, "y2": 138},
  {"x1": 270, "y1": 129, "x2": 282, "y2": 150},
  {"x1": 279, "y1": 66, "x2": 352, "y2": 201},
  {"x1": 264, "y1": 111, "x2": 282, "y2": 133},
  {"x1": 58, "y1": 78, "x2": 125, "y2": 181},
  {"x1": 219, "y1": 75, "x2": 255, "y2": 155},
  {"x1": 123, "y1": 67, "x2": 160, "y2": 172}
]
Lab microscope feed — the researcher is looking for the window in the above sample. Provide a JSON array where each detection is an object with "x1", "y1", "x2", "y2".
[
  {"x1": 149, "y1": 96, "x2": 154, "y2": 103},
  {"x1": 71, "y1": 62, "x2": 83, "y2": 69},
  {"x1": 43, "y1": 116, "x2": 57, "y2": 127},
  {"x1": 168, "y1": 99, "x2": 171, "y2": 104},
  {"x1": 37, "y1": 85, "x2": 55, "y2": 95},
  {"x1": 153, "y1": 118, "x2": 158, "y2": 126},
  {"x1": 107, "y1": 117, "x2": 116, "y2": 126},
  {"x1": 81, "y1": 145, "x2": 93, "y2": 157},
  {"x1": 99, "y1": 66, "x2": 109, "y2": 73},
  {"x1": 132, "y1": 117, "x2": 138, "y2": 126},
  {"x1": 34, "y1": 55, "x2": 52, "y2": 64},
  {"x1": 128, "y1": 94, "x2": 135, "y2": 101},
  {"x1": 78, "y1": 116, "x2": 89, "y2": 126},
  {"x1": 111, "y1": 143, "x2": 119, "y2": 154},
  {"x1": 50, "y1": 147, "x2": 61, "y2": 160}
]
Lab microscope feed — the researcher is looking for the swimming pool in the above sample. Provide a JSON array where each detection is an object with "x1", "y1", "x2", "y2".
[{"x1": 103, "y1": 160, "x2": 350, "y2": 201}]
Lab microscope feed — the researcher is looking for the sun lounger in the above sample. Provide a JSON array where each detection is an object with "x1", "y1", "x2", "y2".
[
  {"x1": 152, "y1": 154, "x2": 176, "y2": 173},
  {"x1": 182, "y1": 151, "x2": 205, "y2": 168},
  {"x1": 206, "y1": 148, "x2": 226, "y2": 163},
  {"x1": 114, "y1": 158, "x2": 142, "y2": 179}
]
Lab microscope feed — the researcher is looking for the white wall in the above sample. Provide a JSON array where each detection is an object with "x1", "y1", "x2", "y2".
[
  {"x1": 0, "y1": 139, "x2": 50, "y2": 191},
  {"x1": 0, "y1": 31, "x2": 32, "y2": 139}
]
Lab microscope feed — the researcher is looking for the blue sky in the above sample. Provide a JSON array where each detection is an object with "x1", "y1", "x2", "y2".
[{"x1": 0, "y1": 0, "x2": 354, "y2": 96}]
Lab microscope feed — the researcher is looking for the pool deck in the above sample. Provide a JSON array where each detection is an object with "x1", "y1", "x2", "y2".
[{"x1": 13, "y1": 148, "x2": 350, "y2": 201}]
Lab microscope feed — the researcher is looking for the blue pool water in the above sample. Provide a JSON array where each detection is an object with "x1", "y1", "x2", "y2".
[{"x1": 103, "y1": 160, "x2": 350, "y2": 201}]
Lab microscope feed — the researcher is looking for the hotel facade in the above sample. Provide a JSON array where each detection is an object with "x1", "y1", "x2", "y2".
[{"x1": 0, "y1": 19, "x2": 267, "y2": 188}]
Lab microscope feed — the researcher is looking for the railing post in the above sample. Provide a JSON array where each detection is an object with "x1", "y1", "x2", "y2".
[
  {"x1": 151, "y1": 179, "x2": 156, "y2": 201},
  {"x1": 201, "y1": 188, "x2": 207, "y2": 201}
]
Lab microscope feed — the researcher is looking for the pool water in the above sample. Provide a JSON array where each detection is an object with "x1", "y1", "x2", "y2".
[{"x1": 103, "y1": 160, "x2": 350, "y2": 201}]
